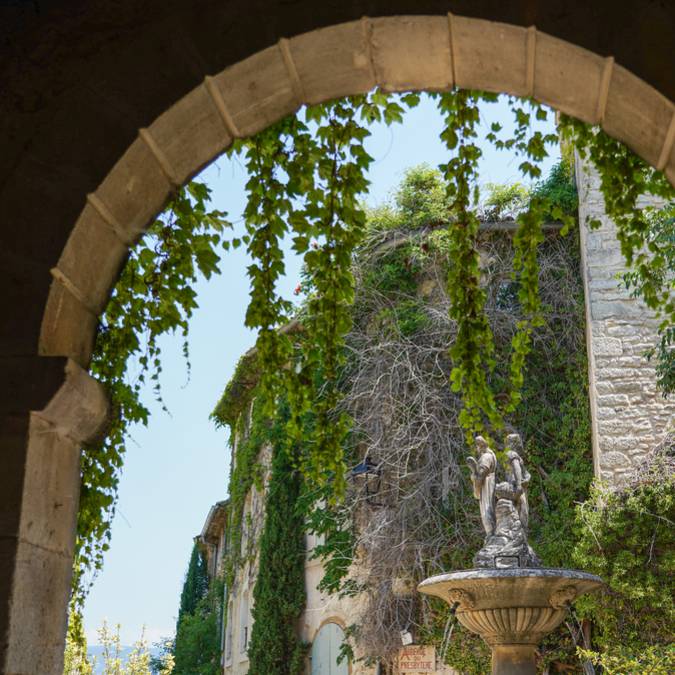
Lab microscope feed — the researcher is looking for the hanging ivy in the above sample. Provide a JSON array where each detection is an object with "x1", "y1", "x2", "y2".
[
  {"x1": 230, "y1": 91, "x2": 418, "y2": 492},
  {"x1": 72, "y1": 183, "x2": 230, "y2": 630},
  {"x1": 435, "y1": 90, "x2": 502, "y2": 441},
  {"x1": 434, "y1": 91, "x2": 575, "y2": 448}
]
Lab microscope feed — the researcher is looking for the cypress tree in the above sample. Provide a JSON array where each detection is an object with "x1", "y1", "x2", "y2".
[
  {"x1": 176, "y1": 543, "x2": 209, "y2": 627},
  {"x1": 172, "y1": 544, "x2": 221, "y2": 675},
  {"x1": 247, "y1": 441, "x2": 307, "y2": 673}
]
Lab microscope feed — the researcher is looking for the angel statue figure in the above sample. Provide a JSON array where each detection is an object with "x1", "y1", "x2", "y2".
[
  {"x1": 466, "y1": 436, "x2": 497, "y2": 537},
  {"x1": 467, "y1": 432, "x2": 541, "y2": 569},
  {"x1": 505, "y1": 432, "x2": 531, "y2": 534}
]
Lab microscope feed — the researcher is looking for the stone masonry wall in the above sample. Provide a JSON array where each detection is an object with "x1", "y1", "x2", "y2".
[{"x1": 577, "y1": 156, "x2": 674, "y2": 484}]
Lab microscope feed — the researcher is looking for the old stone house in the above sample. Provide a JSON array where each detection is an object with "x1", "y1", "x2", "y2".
[
  {"x1": 198, "y1": 444, "x2": 377, "y2": 674},
  {"x1": 197, "y1": 161, "x2": 673, "y2": 674}
]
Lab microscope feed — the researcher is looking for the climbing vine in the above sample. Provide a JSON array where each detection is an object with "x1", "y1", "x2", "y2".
[
  {"x1": 623, "y1": 203, "x2": 675, "y2": 394},
  {"x1": 229, "y1": 91, "x2": 419, "y2": 492},
  {"x1": 559, "y1": 116, "x2": 675, "y2": 395},
  {"x1": 436, "y1": 90, "x2": 502, "y2": 440},
  {"x1": 433, "y1": 91, "x2": 576, "y2": 448},
  {"x1": 71, "y1": 183, "x2": 229, "y2": 633},
  {"x1": 213, "y1": 396, "x2": 269, "y2": 587}
]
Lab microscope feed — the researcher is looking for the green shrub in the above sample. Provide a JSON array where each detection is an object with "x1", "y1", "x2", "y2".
[{"x1": 573, "y1": 446, "x2": 675, "y2": 673}]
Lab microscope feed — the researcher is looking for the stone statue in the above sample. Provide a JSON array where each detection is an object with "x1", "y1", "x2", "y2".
[
  {"x1": 467, "y1": 432, "x2": 541, "y2": 569},
  {"x1": 506, "y1": 432, "x2": 530, "y2": 533},
  {"x1": 466, "y1": 436, "x2": 497, "y2": 537}
]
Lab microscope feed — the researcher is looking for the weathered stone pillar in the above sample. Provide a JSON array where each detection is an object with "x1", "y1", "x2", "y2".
[
  {"x1": 577, "y1": 156, "x2": 674, "y2": 483},
  {"x1": 491, "y1": 645, "x2": 537, "y2": 675},
  {"x1": 0, "y1": 359, "x2": 108, "y2": 674}
]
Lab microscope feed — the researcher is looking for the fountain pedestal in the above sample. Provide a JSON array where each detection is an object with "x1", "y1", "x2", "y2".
[{"x1": 418, "y1": 568, "x2": 603, "y2": 675}]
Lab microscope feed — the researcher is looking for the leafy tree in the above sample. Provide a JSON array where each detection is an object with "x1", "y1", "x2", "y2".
[
  {"x1": 482, "y1": 181, "x2": 530, "y2": 221},
  {"x1": 395, "y1": 163, "x2": 450, "y2": 230},
  {"x1": 149, "y1": 638, "x2": 174, "y2": 675},
  {"x1": 171, "y1": 545, "x2": 221, "y2": 675},
  {"x1": 63, "y1": 622, "x2": 173, "y2": 675},
  {"x1": 531, "y1": 159, "x2": 578, "y2": 217},
  {"x1": 63, "y1": 631, "x2": 93, "y2": 675}
]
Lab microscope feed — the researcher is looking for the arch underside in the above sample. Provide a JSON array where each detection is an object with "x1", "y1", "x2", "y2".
[{"x1": 1, "y1": 3, "x2": 675, "y2": 673}]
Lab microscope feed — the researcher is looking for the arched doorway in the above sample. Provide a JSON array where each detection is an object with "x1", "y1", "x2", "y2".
[
  {"x1": 311, "y1": 622, "x2": 349, "y2": 675},
  {"x1": 2, "y1": 4, "x2": 674, "y2": 672}
]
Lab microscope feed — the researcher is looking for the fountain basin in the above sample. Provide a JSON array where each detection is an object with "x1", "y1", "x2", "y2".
[{"x1": 418, "y1": 568, "x2": 603, "y2": 675}]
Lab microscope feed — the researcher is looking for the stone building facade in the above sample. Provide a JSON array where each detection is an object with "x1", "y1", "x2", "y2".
[
  {"x1": 198, "y1": 413, "x2": 461, "y2": 674},
  {"x1": 199, "y1": 160, "x2": 672, "y2": 674},
  {"x1": 578, "y1": 158, "x2": 673, "y2": 482}
]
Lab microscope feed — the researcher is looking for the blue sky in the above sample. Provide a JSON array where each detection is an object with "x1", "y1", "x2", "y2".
[{"x1": 83, "y1": 94, "x2": 559, "y2": 645}]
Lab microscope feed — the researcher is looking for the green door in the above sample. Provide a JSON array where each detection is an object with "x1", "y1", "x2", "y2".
[{"x1": 311, "y1": 622, "x2": 349, "y2": 675}]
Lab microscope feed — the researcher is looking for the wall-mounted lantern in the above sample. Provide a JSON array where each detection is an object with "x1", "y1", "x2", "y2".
[{"x1": 350, "y1": 456, "x2": 382, "y2": 506}]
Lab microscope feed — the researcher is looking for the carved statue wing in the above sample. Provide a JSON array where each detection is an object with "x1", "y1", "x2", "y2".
[{"x1": 466, "y1": 456, "x2": 481, "y2": 500}]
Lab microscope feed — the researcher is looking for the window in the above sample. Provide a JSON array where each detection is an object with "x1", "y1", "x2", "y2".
[
  {"x1": 239, "y1": 593, "x2": 249, "y2": 656},
  {"x1": 218, "y1": 530, "x2": 227, "y2": 569},
  {"x1": 224, "y1": 601, "x2": 233, "y2": 664}
]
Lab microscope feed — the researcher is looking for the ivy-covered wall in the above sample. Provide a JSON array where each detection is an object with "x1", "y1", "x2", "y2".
[
  {"x1": 209, "y1": 163, "x2": 673, "y2": 675},
  {"x1": 577, "y1": 158, "x2": 675, "y2": 483}
]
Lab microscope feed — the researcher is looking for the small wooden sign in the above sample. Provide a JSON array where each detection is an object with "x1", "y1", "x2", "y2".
[{"x1": 398, "y1": 644, "x2": 436, "y2": 673}]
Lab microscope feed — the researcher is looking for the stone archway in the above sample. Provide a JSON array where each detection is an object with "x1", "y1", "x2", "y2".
[
  {"x1": 41, "y1": 16, "x2": 675, "y2": 372},
  {"x1": 2, "y1": 6, "x2": 675, "y2": 673}
]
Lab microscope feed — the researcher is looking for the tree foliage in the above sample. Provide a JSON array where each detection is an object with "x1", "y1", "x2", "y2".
[
  {"x1": 172, "y1": 582, "x2": 222, "y2": 675},
  {"x1": 169, "y1": 545, "x2": 222, "y2": 674},
  {"x1": 247, "y1": 416, "x2": 307, "y2": 673},
  {"x1": 63, "y1": 622, "x2": 174, "y2": 675},
  {"x1": 177, "y1": 544, "x2": 209, "y2": 627}
]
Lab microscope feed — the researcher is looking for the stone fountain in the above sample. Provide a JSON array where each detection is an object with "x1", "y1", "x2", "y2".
[{"x1": 418, "y1": 434, "x2": 603, "y2": 675}]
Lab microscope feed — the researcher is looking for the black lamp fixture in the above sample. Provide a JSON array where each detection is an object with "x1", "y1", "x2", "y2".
[{"x1": 350, "y1": 456, "x2": 382, "y2": 506}]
